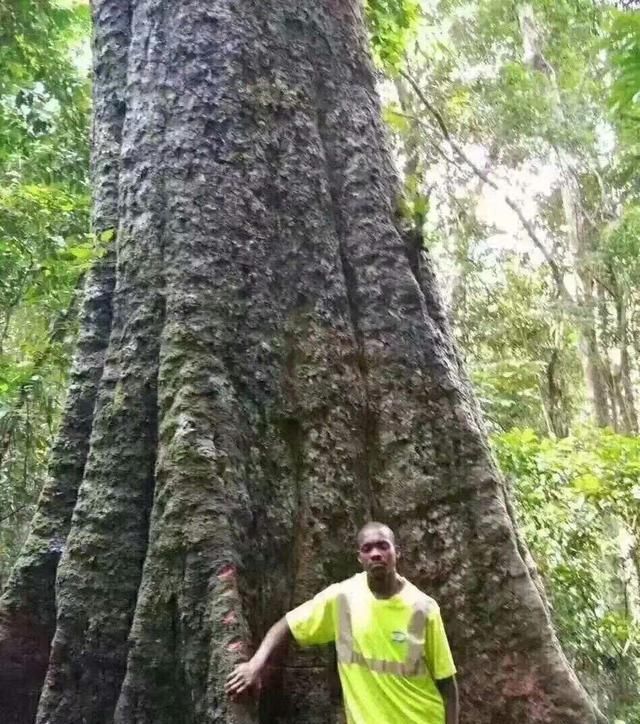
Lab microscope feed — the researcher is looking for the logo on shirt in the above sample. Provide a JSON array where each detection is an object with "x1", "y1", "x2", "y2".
[{"x1": 391, "y1": 630, "x2": 407, "y2": 643}]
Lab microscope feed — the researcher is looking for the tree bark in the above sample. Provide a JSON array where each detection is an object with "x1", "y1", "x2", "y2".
[
  {"x1": 2, "y1": 2, "x2": 603, "y2": 723},
  {"x1": 541, "y1": 347, "x2": 569, "y2": 438},
  {"x1": 615, "y1": 287, "x2": 638, "y2": 434}
]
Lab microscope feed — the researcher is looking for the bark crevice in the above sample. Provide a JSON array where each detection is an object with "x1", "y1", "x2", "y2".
[{"x1": 314, "y1": 99, "x2": 378, "y2": 522}]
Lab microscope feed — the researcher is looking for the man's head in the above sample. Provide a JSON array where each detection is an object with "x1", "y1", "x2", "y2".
[{"x1": 357, "y1": 522, "x2": 399, "y2": 579}]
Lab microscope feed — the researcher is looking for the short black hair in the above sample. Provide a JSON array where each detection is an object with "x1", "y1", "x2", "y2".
[{"x1": 357, "y1": 521, "x2": 396, "y2": 546}]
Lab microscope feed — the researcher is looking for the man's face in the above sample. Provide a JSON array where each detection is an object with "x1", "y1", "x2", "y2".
[{"x1": 357, "y1": 527, "x2": 398, "y2": 578}]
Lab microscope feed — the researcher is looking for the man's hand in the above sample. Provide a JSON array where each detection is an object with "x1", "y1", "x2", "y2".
[
  {"x1": 436, "y1": 675, "x2": 459, "y2": 724},
  {"x1": 224, "y1": 617, "x2": 291, "y2": 700},
  {"x1": 225, "y1": 660, "x2": 260, "y2": 698}
]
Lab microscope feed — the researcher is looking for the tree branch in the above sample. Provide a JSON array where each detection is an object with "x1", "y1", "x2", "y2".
[{"x1": 399, "y1": 69, "x2": 575, "y2": 307}]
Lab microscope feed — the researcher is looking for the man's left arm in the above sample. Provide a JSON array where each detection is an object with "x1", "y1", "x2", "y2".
[
  {"x1": 425, "y1": 607, "x2": 458, "y2": 724},
  {"x1": 435, "y1": 676, "x2": 459, "y2": 724}
]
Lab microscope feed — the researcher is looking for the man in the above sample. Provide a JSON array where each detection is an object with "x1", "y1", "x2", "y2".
[{"x1": 226, "y1": 522, "x2": 459, "y2": 724}]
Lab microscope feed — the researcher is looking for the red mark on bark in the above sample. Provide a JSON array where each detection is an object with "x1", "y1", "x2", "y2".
[
  {"x1": 498, "y1": 653, "x2": 553, "y2": 721},
  {"x1": 502, "y1": 672, "x2": 536, "y2": 698},
  {"x1": 227, "y1": 640, "x2": 244, "y2": 653},
  {"x1": 223, "y1": 610, "x2": 238, "y2": 625},
  {"x1": 217, "y1": 564, "x2": 236, "y2": 581}
]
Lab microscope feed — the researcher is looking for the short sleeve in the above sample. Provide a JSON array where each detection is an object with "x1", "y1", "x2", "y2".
[
  {"x1": 425, "y1": 608, "x2": 457, "y2": 681},
  {"x1": 285, "y1": 584, "x2": 339, "y2": 647}
]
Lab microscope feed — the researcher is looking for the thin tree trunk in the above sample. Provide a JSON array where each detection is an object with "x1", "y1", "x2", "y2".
[
  {"x1": 583, "y1": 323, "x2": 611, "y2": 427},
  {"x1": 559, "y1": 164, "x2": 610, "y2": 428},
  {"x1": 616, "y1": 288, "x2": 638, "y2": 433},
  {"x1": 2, "y1": 2, "x2": 603, "y2": 723},
  {"x1": 596, "y1": 281, "x2": 621, "y2": 431},
  {"x1": 541, "y1": 347, "x2": 569, "y2": 438}
]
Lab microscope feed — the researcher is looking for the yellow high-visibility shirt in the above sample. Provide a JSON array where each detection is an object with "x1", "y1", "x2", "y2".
[{"x1": 286, "y1": 572, "x2": 456, "y2": 724}]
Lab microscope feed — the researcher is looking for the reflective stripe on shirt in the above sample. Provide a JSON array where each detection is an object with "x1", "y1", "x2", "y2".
[{"x1": 335, "y1": 591, "x2": 432, "y2": 678}]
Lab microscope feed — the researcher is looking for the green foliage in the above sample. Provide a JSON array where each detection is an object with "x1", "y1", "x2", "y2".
[
  {"x1": 420, "y1": 0, "x2": 606, "y2": 159},
  {"x1": 364, "y1": 0, "x2": 420, "y2": 70},
  {"x1": 607, "y1": 9, "x2": 640, "y2": 190},
  {"x1": 0, "y1": 0, "x2": 92, "y2": 584},
  {"x1": 495, "y1": 427, "x2": 640, "y2": 717},
  {"x1": 0, "y1": 0, "x2": 90, "y2": 173},
  {"x1": 608, "y1": 10, "x2": 640, "y2": 129},
  {"x1": 602, "y1": 205, "x2": 640, "y2": 285},
  {"x1": 456, "y1": 257, "x2": 581, "y2": 434}
]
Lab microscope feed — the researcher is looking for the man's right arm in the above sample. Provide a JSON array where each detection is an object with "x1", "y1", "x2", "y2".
[
  {"x1": 226, "y1": 583, "x2": 338, "y2": 698},
  {"x1": 225, "y1": 616, "x2": 291, "y2": 697}
]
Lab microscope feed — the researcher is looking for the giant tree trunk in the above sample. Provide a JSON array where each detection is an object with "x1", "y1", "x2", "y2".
[{"x1": 0, "y1": 2, "x2": 603, "y2": 723}]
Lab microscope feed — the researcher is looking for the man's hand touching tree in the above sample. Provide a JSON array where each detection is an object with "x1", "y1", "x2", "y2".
[
  {"x1": 225, "y1": 616, "x2": 291, "y2": 699},
  {"x1": 225, "y1": 660, "x2": 261, "y2": 698}
]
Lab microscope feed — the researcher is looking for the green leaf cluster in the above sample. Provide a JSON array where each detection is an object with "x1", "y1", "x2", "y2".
[
  {"x1": 495, "y1": 427, "x2": 640, "y2": 712},
  {"x1": 364, "y1": 0, "x2": 420, "y2": 70},
  {"x1": 608, "y1": 9, "x2": 640, "y2": 189}
]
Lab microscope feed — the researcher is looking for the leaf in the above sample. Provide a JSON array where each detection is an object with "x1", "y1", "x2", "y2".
[
  {"x1": 66, "y1": 243, "x2": 94, "y2": 262},
  {"x1": 99, "y1": 227, "x2": 115, "y2": 243},
  {"x1": 573, "y1": 473, "x2": 602, "y2": 496},
  {"x1": 364, "y1": 0, "x2": 419, "y2": 71}
]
